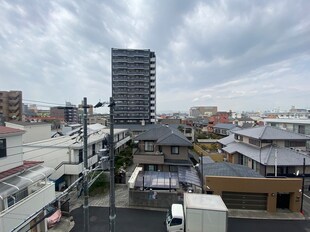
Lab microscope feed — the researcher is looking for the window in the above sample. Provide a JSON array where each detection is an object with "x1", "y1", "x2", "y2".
[
  {"x1": 78, "y1": 149, "x2": 83, "y2": 163},
  {"x1": 285, "y1": 141, "x2": 306, "y2": 147},
  {"x1": 92, "y1": 144, "x2": 96, "y2": 155},
  {"x1": 145, "y1": 164, "x2": 158, "y2": 171},
  {"x1": 171, "y1": 146, "x2": 179, "y2": 154},
  {"x1": 249, "y1": 138, "x2": 261, "y2": 147},
  {"x1": 170, "y1": 218, "x2": 182, "y2": 226},
  {"x1": 144, "y1": 141, "x2": 154, "y2": 152},
  {"x1": 0, "y1": 139, "x2": 6, "y2": 158}
]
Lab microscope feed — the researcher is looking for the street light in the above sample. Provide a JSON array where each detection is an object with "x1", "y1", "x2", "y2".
[{"x1": 94, "y1": 97, "x2": 116, "y2": 232}]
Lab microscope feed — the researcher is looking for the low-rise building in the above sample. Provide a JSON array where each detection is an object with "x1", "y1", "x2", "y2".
[
  {"x1": 6, "y1": 121, "x2": 51, "y2": 143},
  {"x1": 23, "y1": 124, "x2": 130, "y2": 190},
  {"x1": 0, "y1": 126, "x2": 55, "y2": 232}
]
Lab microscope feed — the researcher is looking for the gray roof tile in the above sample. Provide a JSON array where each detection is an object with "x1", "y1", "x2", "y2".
[{"x1": 235, "y1": 126, "x2": 310, "y2": 140}]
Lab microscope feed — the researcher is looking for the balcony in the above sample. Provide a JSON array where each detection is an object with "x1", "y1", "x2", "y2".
[
  {"x1": 133, "y1": 151, "x2": 164, "y2": 165},
  {"x1": 150, "y1": 76, "x2": 156, "y2": 81},
  {"x1": 0, "y1": 182, "x2": 55, "y2": 232},
  {"x1": 150, "y1": 70, "x2": 156, "y2": 74},
  {"x1": 150, "y1": 57, "x2": 156, "y2": 62}
]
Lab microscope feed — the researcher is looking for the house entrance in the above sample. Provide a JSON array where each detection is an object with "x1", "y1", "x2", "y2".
[{"x1": 276, "y1": 193, "x2": 290, "y2": 209}]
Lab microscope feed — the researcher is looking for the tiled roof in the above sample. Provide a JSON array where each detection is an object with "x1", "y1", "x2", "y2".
[
  {"x1": 222, "y1": 142, "x2": 310, "y2": 166},
  {"x1": 135, "y1": 124, "x2": 192, "y2": 146},
  {"x1": 218, "y1": 134, "x2": 235, "y2": 146},
  {"x1": 235, "y1": 125, "x2": 310, "y2": 140},
  {"x1": 214, "y1": 123, "x2": 237, "y2": 130},
  {"x1": 0, "y1": 161, "x2": 43, "y2": 180},
  {"x1": 0, "y1": 126, "x2": 24, "y2": 136}
]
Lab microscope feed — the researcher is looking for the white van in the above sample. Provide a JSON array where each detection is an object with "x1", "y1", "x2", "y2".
[{"x1": 166, "y1": 204, "x2": 184, "y2": 232}]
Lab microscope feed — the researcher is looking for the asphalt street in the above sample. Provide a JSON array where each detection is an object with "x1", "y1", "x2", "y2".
[{"x1": 71, "y1": 206, "x2": 310, "y2": 232}]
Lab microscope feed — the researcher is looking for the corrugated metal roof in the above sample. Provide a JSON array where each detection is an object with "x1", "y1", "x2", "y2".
[
  {"x1": 202, "y1": 162, "x2": 263, "y2": 177},
  {"x1": 235, "y1": 126, "x2": 310, "y2": 140}
]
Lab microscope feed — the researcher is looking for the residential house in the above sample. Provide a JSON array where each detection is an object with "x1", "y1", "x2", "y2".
[
  {"x1": 0, "y1": 126, "x2": 55, "y2": 232},
  {"x1": 133, "y1": 125, "x2": 195, "y2": 172},
  {"x1": 207, "y1": 112, "x2": 230, "y2": 133},
  {"x1": 23, "y1": 124, "x2": 130, "y2": 190},
  {"x1": 218, "y1": 126, "x2": 310, "y2": 179},
  {"x1": 213, "y1": 123, "x2": 238, "y2": 136}
]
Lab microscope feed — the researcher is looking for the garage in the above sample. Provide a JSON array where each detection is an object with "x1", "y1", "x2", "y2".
[{"x1": 222, "y1": 192, "x2": 268, "y2": 210}]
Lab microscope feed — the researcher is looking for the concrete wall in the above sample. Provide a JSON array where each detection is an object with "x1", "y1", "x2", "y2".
[
  {"x1": 205, "y1": 176, "x2": 302, "y2": 212},
  {"x1": 0, "y1": 134, "x2": 23, "y2": 172},
  {"x1": 129, "y1": 190, "x2": 182, "y2": 208}
]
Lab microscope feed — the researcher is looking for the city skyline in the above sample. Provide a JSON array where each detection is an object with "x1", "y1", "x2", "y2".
[{"x1": 1, "y1": 1, "x2": 310, "y2": 113}]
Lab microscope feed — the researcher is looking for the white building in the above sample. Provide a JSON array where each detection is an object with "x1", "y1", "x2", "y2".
[
  {"x1": 23, "y1": 124, "x2": 131, "y2": 190},
  {"x1": 5, "y1": 121, "x2": 51, "y2": 143},
  {"x1": 0, "y1": 126, "x2": 55, "y2": 232}
]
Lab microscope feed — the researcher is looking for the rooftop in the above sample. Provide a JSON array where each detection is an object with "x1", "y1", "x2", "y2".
[
  {"x1": 235, "y1": 125, "x2": 310, "y2": 140},
  {"x1": 0, "y1": 126, "x2": 24, "y2": 136},
  {"x1": 0, "y1": 160, "x2": 43, "y2": 180}
]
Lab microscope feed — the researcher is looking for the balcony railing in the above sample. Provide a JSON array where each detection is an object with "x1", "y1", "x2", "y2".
[{"x1": 133, "y1": 150, "x2": 164, "y2": 164}]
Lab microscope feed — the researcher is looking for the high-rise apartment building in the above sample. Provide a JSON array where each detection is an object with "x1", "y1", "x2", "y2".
[
  {"x1": 112, "y1": 48, "x2": 156, "y2": 124},
  {"x1": 0, "y1": 90, "x2": 23, "y2": 121},
  {"x1": 50, "y1": 102, "x2": 78, "y2": 124}
]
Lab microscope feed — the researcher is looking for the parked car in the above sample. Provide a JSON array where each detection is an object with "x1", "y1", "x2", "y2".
[{"x1": 45, "y1": 205, "x2": 62, "y2": 228}]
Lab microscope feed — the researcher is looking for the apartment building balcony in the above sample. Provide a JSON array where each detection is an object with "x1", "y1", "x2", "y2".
[
  {"x1": 150, "y1": 76, "x2": 156, "y2": 81},
  {"x1": 150, "y1": 63, "x2": 155, "y2": 68},
  {"x1": 8, "y1": 92, "x2": 21, "y2": 98},
  {"x1": 150, "y1": 57, "x2": 156, "y2": 62},
  {"x1": 133, "y1": 150, "x2": 164, "y2": 165},
  {"x1": 150, "y1": 100, "x2": 155, "y2": 104},
  {"x1": 150, "y1": 94, "x2": 155, "y2": 98},
  {"x1": 0, "y1": 181, "x2": 55, "y2": 232},
  {"x1": 150, "y1": 88, "x2": 155, "y2": 92},
  {"x1": 150, "y1": 82, "x2": 156, "y2": 86},
  {"x1": 150, "y1": 70, "x2": 156, "y2": 74},
  {"x1": 50, "y1": 154, "x2": 99, "y2": 180}
]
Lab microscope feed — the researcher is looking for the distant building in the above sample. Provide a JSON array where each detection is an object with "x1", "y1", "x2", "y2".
[
  {"x1": 112, "y1": 48, "x2": 156, "y2": 124},
  {"x1": 50, "y1": 103, "x2": 78, "y2": 124},
  {"x1": 0, "y1": 90, "x2": 23, "y2": 121},
  {"x1": 189, "y1": 106, "x2": 217, "y2": 118}
]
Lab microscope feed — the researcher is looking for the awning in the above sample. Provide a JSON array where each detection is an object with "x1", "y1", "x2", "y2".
[
  {"x1": 0, "y1": 165, "x2": 54, "y2": 200},
  {"x1": 135, "y1": 171, "x2": 179, "y2": 189},
  {"x1": 178, "y1": 166, "x2": 201, "y2": 187}
]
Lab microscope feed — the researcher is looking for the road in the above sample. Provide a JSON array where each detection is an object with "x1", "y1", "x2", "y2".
[{"x1": 71, "y1": 206, "x2": 310, "y2": 232}]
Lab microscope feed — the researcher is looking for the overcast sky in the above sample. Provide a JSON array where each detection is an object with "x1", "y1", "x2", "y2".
[{"x1": 1, "y1": 0, "x2": 310, "y2": 113}]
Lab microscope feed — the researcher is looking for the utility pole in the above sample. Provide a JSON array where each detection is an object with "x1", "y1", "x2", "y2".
[
  {"x1": 82, "y1": 97, "x2": 89, "y2": 232},
  {"x1": 301, "y1": 158, "x2": 306, "y2": 213},
  {"x1": 94, "y1": 97, "x2": 116, "y2": 232},
  {"x1": 109, "y1": 97, "x2": 116, "y2": 232}
]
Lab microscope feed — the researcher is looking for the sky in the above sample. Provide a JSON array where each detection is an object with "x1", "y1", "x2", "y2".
[{"x1": 1, "y1": 0, "x2": 310, "y2": 114}]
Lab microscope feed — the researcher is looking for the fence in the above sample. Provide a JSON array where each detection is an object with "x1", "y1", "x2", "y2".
[{"x1": 129, "y1": 190, "x2": 183, "y2": 208}]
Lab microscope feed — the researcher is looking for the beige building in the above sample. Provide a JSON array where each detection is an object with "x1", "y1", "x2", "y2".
[
  {"x1": 205, "y1": 176, "x2": 302, "y2": 213},
  {"x1": 0, "y1": 91, "x2": 23, "y2": 121}
]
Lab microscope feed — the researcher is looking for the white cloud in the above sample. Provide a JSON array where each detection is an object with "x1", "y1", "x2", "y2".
[{"x1": 0, "y1": 0, "x2": 309, "y2": 113}]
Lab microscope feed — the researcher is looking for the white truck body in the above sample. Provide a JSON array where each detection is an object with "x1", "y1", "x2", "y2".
[{"x1": 166, "y1": 193, "x2": 228, "y2": 232}]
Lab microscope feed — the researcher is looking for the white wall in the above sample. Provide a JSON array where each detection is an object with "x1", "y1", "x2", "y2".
[
  {"x1": 6, "y1": 122, "x2": 51, "y2": 143},
  {"x1": 0, "y1": 134, "x2": 23, "y2": 172}
]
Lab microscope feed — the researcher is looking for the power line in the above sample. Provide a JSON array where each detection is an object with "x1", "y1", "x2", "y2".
[{"x1": 22, "y1": 99, "x2": 66, "y2": 106}]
